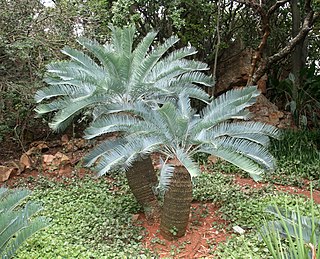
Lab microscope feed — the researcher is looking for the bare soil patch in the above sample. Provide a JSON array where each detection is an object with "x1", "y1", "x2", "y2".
[
  {"x1": 235, "y1": 176, "x2": 320, "y2": 204},
  {"x1": 136, "y1": 202, "x2": 230, "y2": 258}
]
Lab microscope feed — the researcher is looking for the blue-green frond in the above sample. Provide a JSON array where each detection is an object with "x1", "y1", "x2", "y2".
[
  {"x1": 106, "y1": 101, "x2": 158, "y2": 123},
  {"x1": 0, "y1": 189, "x2": 30, "y2": 213},
  {"x1": 1, "y1": 215, "x2": 49, "y2": 258},
  {"x1": 198, "y1": 86, "x2": 260, "y2": 128},
  {"x1": 91, "y1": 105, "x2": 111, "y2": 120},
  {"x1": 49, "y1": 112, "x2": 78, "y2": 132},
  {"x1": 170, "y1": 71, "x2": 214, "y2": 87},
  {"x1": 84, "y1": 114, "x2": 140, "y2": 139},
  {"x1": 155, "y1": 84, "x2": 210, "y2": 103},
  {"x1": 83, "y1": 138, "x2": 126, "y2": 166},
  {"x1": 214, "y1": 137, "x2": 276, "y2": 171},
  {"x1": 148, "y1": 59, "x2": 209, "y2": 83},
  {"x1": 132, "y1": 35, "x2": 179, "y2": 83},
  {"x1": 48, "y1": 94, "x2": 106, "y2": 131},
  {"x1": 34, "y1": 97, "x2": 71, "y2": 115},
  {"x1": 203, "y1": 121, "x2": 280, "y2": 146},
  {"x1": 34, "y1": 83, "x2": 96, "y2": 103},
  {"x1": 109, "y1": 24, "x2": 135, "y2": 54},
  {"x1": 177, "y1": 93, "x2": 194, "y2": 118},
  {"x1": 0, "y1": 188, "x2": 49, "y2": 258},
  {"x1": 202, "y1": 146, "x2": 265, "y2": 181},
  {"x1": 121, "y1": 136, "x2": 162, "y2": 171},
  {"x1": 61, "y1": 46, "x2": 103, "y2": 75},
  {"x1": 162, "y1": 46, "x2": 198, "y2": 63},
  {"x1": 175, "y1": 148, "x2": 200, "y2": 178},
  {"x1": 201, "y1": 86, "x2": 259, "y2": 118},
  {"x1": 154, "y1": 158, "x2": 174, "y2": 195},
  {"x1": 95, "y1": 152, "x2": 126, "y2": 176},
  {"x1": 77, "y1": 37, "x2": 118, "y2": 75},
  {"x1": 62, "y1": 47, "x2": 104, "y2": 77},
  {"x1": 158, "y1": 102, "x2": 180, "y2": 132},
  {"x1": 46, "y1": 61, "x2": 101, "y2": 82},
  {"x1": 94, "y1": 135, "x2": 162, "y2": 176},
  {"x1": 132, "y1": 30, "x2": 158, "y2": 68}
]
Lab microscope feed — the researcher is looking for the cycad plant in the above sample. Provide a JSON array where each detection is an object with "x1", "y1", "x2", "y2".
[
  {"x1": 260, "y1": 196, "x2": 320, "y2": 258},
  {"x1": 34, "y1": 25, "x2": 213, "y2": 131},
  {"x1": 84, "y1": 86, "x2": 280, "y2": 240},
  {"x1": 0, "y1": 188, "x2": 49, "y2": 258},
  {"x1": 34, "y1": 25, "x2": 213, "y2": 221}
]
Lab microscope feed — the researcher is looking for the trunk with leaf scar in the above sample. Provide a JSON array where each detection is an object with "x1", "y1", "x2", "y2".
[
  {"x1": 160, "y1": 165, "x2": 193, "y2": 240},
  {"x1": 125, "y1": 156, "x2": 160, "y2": 222}
]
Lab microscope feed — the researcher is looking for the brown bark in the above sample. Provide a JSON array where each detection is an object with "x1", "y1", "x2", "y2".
[
  {"x1": 252, "y1": 9, "x2": 320, "y2": 84},
  {"x1": 125, "y1": 156, "x2": 160, "y2": 222},
  {"x1": 235, "y1": 0, "x2": 319, "y2": 86},
  {"x1": 291, "y1": 0, "x2": 303, "y2": 107},
  {"x1": 236, "y1": 0, "x2": 290, "y2": 85},
  {"x1": 160, "y1": 165, "x2": 193, "y2": 240}
]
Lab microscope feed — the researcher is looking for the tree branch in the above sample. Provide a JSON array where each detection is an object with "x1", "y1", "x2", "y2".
[
  {"x1": 252, "y1": 10, "x2": 320, "y2": 84},
  {"x1": 267, "y1": 0, "x2": 290, "y2": 18}
]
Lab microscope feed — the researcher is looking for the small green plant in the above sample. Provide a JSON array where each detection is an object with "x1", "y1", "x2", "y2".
[
  {"x1": 15, "y1": 175, "x2": 154, "y2": 258},
  {"x1": 259, "y1": 192, "x2": 320, "y2": 258},
  {"x1": 169, "y1": 226, "x2": 178, "y2": 236},
  {"x1": 269, "y1": 63, "x2": 320, "y2": 128},
  {"x1": 266, "y1": 130, "x2": 320, "y2": 188},
  {"x1": 0, "y1": 187, "x2": 49, "y2": 258}
]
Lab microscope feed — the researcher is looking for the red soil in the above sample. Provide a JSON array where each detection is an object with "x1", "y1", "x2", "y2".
[
  {"x1": 136, "y1": 202, "x2": 230, "y2": 258},
  {"x1": 1, "y1": 137, "x2": 319, "y2": 258},
  {"x1": 234, "y1": 176, "x2": 320, "y2": 204}
]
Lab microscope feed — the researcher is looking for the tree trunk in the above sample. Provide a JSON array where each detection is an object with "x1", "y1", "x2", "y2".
[
  {"x1": 160, "y1": 166, "x2": 193, "y2": 240},
  {"x1": 126, "y1": 157, "x2": 160, "y2": 223},
  {"x1": 125, "y1": 156, "x2": 160, "y2": 222},
  {"x1": 291, "y1": 0, "x2": 307, "y2": 126}
]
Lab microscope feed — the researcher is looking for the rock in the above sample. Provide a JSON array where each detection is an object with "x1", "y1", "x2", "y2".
[
  {"x1": 42, "y1": 152, "x2": 71, "y2": 172},
  {"x1": 249, "y1": 95, "x2": 292, "y2": 128},
  {"x1": 0, "y1": 166, "x2": 18, "y2": 182},
  {"x1": 19, "y1": 153, "x2": 33, "y2": 172}
]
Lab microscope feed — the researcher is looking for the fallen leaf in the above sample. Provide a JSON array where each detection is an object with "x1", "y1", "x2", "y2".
[
  {"x1": 55, "y1": 152, "x2": 70, "y2": 163},
  {"x1": 132, "y1": 214, "x2": 140, "y2": 223},
  {"x1": 0, "y1": 166, "x2": 18, "y2": 182},
  {"x1": 26, "y1": 147, "x2": 37, "y2": 156},
  {"x1": 58, "y1": 164, "x2": 73, "y2": 175},
  {"x1": 36, "y1": 143, "x2": 49, "y2": 153},
  {"x1": 19, "y1": 153, "x2": 33, "y2": 171},
  {"x1": 64, "y1": 143, "x2": 76, "y2": 152},
  {"x1": 208, "y1": 155, "x2": 219, "y2": 164},
  {"x1": 61, "y1": 134, "x2": 69, "y2": 144},
  {"x1": 74, "y1": 139, "x2": 86, "y2": 149},
  {"x1": 43, "y1": 154, "x2": 55, "y2": 164},
  {"x1": 26, "y1": 142, "x2": 49, "y2": 155}
]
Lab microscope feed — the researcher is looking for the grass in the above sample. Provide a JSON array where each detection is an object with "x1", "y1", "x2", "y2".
[
  {"x1": 212, "y1": 129, "x2": 320, "y2": 189},
  {"x1": 9, "y1": 129, "x2": 320, "y2": 258}
]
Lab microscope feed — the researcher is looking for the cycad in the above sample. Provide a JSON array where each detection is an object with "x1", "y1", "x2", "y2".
[
  {"x1": 84, "y1": 86, "x2": 280, "y2": 240},
  {"x1": 260, "y1": 198, "x2": 320, "y2": 259},
  {"x1": 0, "y1": 188, "x2": 49, "y2": 258},
  {"x1": 34, "y1": 25, "x2": 214, "y2": 222},
  {"x1": 35, "y1": 25, "x2": 213, "y2": 132}
]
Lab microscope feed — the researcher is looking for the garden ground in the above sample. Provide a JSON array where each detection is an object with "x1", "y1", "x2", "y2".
[{"x1": 0, "y1": 130, "x2": 319, "y2": 258}]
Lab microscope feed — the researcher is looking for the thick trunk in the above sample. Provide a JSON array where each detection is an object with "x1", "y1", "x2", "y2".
[
  {"x1": 125, "y1": 156, "x2": 160, "y2": 222},
  {"x1": 291, "y1": 0, "x2": 308, "y2": 126},
  {"x1": 160, "y1": 166, "x2": 193, "y2": 240}
]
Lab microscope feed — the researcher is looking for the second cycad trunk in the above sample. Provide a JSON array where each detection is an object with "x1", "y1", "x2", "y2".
[
  {"x1": 125, "y1": 156, "x2": 160, "y2": 222},
  {"x1": 160, "y1": 165, "x2": 193, "y2": 240}
]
